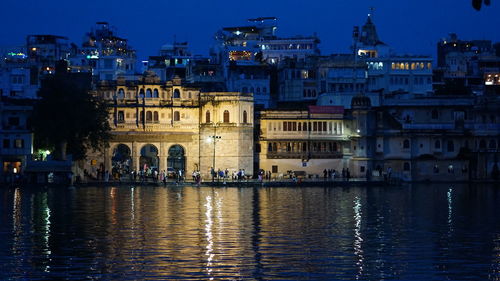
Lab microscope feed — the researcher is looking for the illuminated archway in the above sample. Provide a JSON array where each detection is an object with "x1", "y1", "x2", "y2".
[
  {"x1": 140, "y1": 144, "x2": 159, "y2": 171},
  {"x1": 112, "y1": 144, "x2": 131, "y2": 173},
  {"x1": 167, "y1": 145, "x2": 185, "y2": 172}
]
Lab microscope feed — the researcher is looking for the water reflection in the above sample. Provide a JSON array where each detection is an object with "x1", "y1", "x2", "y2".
[
  {"x1": 353, "y1": 196, "x2": 364, "y2": 279},
  {"x1": 0, "y1": 184, "x2": 499, "y2": 280}
]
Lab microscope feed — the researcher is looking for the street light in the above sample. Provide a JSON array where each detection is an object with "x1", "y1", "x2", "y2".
[{"x1": 210, "y1": 135, "x2": 221, "y2": 171}]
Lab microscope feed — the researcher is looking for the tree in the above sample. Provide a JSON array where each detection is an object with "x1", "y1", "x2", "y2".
[
  {"x1": 32, "y1": 72, "x2": 111, "y2": 161},
  {"x1": 472, "y1": 0, "x2": 491, "y2": 10}
]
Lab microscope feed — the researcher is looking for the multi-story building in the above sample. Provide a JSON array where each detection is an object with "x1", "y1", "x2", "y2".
[
  {"x1": 371, "y1": 94, "x2": 500, "y2": 181},
  {"x1": 85, "y1": 74, "x2": 254, "y2": 179},
  {"x1": 147, "y1": 41, "x2": 193, "y2": 81},
  {"x1": 68, "y1": 22, "x2": 136, "y2": 81},
  {"x1": 1, "y1": 35, "x2": 70, "y2": 99},
  {"x1": 210, "y1": 17, "x2": 320, "y2": 108},
  {"x1": 257, "y1": 98, "x2": 374, "y2": 178},
  {"x1": 0, "y1": 98, "x2": 33, "y2": 182}
]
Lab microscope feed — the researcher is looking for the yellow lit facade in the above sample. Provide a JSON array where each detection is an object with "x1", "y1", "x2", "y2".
[{"x1": 84, "y1": 73, "x2": 254, "y2": 179}]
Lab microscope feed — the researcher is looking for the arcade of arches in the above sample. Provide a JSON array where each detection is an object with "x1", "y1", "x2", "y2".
[{"x1": 108, "y1": 142, "x2": 186, "y2": 174}]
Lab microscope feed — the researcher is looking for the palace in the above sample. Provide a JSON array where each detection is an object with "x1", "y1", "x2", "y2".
[{"x1": 84, "y1": 73, "x2": 254, "y2": 179}]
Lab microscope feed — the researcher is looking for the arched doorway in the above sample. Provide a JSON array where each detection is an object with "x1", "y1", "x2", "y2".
[
  {"x1": 140, "y1": 144, "x2": 159, "y2": 171},
  {"x1": 112, "y1": 144, "x2": 132, "y2": 173},
  {"x1": 168, "y1": 145, "x2": 185, "y2": 173}
]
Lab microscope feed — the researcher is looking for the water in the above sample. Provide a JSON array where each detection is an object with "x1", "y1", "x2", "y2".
[{"x1": 0, "y1": 184, "x2": 499, "y2": 280}]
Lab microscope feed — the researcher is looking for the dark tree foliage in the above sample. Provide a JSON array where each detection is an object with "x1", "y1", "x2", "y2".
[
  {"x1": 32, "y1": 73, "x2": 111, "y2": 160},
  {"x1": 472, "y1": 0, "x2": 491, "y2": 10}
]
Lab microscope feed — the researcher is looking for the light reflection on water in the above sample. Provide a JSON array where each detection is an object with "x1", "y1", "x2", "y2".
[{"x1": 0, "y1": 184, "x2": 499, "y2": 280}]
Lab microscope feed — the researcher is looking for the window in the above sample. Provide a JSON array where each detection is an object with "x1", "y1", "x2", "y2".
[
  {"x1": 403, "y1": 162, "x2": 410, "y2": 171},
  {"x1": 8, "y1": 117, "x2": 19, "y2": 126},
  {"x1": 174, "y1": 89, "x2": 180, "y2": 98},
  {"x1": 272, "y1": 165, "x2": 278, "y2": 173},
  {"x1": 139, "y1": 89, "x2": 145, "y2": 98},
  {"x1": 431, "y1": 109, "x2": 438, "y2": 119},
  {"x1": 118, "y1": 89, "x2": 125, "y2": 99},
  {"x1": 479, "y1": 140, "x2": 487, "y2": 149},
  {"x1": 146, "y1": 111, "x2": 153, "y2": 122},
  {"x1": 223, "y1": 110, "x2": 230, "y2": 123},
  {"x1": 174, "y1": 111, "x2": 180, "y2": 121},
  {"x1": 153, "y1": 111, "x2": 159, "y2": 122},
  {"x1": 117, "y1": 111, "x2": 124, "y2": 122},
  {"x1": 3, "y1": 139, "x2": 10, "y2": 148},
  {"x1": 489, "y1": 140, "x2": 497, "y2": 149},
  {"x1": 206, "y1": 111, "x2": 211, "y2": 123},
  {"x1": 268, "y1": 143, "x2": 273, "y2": 152},
  {"x1": 153, "y1": 89, "x2": 159, "y2": 98},
  {"x1": 146, "y1": 89, "x2": 152, "y2": 98},
  {"x1": 263, "y1": 87, "x2": 267, "y2": 93},
  {"x1": 435, "y1": 140, "x2": 441, "y2": 149},
  {"x1": 447, "y1": 140, "x2": 454, "y2": 152},
  {"x1": 243, "y1": 110, "x2": 248, "y2": 124},
  {"x1": 403, "y1": 139, "x2": 410, "y2": 149},
  {"x1": 14, "y1": 139, "x2": 24, "y2": 149}
]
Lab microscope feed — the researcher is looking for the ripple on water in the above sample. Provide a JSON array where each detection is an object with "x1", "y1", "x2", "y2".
[{"x1": 0, "y1": 184, "x2": 499, "y2": 280}]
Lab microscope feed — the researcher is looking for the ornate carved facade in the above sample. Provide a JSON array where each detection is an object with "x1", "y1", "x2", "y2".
[{"x1": 85, "y1": 73, "x2": 253, "y2": 179}]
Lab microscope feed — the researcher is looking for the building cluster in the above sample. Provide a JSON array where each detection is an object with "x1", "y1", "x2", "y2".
[{"x1": 1, "y1": 13, "x2": 500, "y2": 183}]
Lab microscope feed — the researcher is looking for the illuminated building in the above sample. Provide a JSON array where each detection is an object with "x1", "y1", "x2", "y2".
[
  {"x1": 211, "y1": 17, "x2": 320, "y2": 108},
  {"x1": 0, "y1": 35, "x2": 70, "y2": 100},
  {"x1": 147, "y1": 41, "x2": 193, "y2": 81},
  {"x1": 68, "y1": 22, "x2": 136, "y2": 81},
  {"x1": 0, "y1": 98, "x2": 33, "y2": 182},
  {"x1": 84, "y1": 74, "x2": 254, "y2": 179},
  {"x1": 257, "y1": 100, "x2": 374, "y2": 178}
]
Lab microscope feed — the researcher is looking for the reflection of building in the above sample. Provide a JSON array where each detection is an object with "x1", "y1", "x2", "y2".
[{"x1": 86, "y1": 73, "x2": 254, "y2": 179}]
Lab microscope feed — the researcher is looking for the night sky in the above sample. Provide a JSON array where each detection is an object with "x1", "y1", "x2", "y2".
[{"x1": 1, "y1": 0, "x2": 499, "y2": 60}]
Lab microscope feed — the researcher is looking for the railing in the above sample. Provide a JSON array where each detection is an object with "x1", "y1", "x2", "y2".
[
  {"x1": 267, "y1": 151, "x2": 343, "y2": 159},
  {"x1": 267, "y1": 131, "x2": 346, "y2": 138},
  {"x1": 115, "y1": 123, "x2": 198, "y2": 131},
  {"x1": 465, "y1": 123, "x2": 500, "y2": 130},
  {"x1": 402, "y1": 123, "x2": 455, "y2": 130}
]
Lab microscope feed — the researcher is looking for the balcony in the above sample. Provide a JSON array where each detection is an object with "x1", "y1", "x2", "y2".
[
  {"x1": 402, "y1": 123, "x2": 454, "y2": 130},
  {"x1": 267, "y1": 151, "x2": 343, "y2": 159}
]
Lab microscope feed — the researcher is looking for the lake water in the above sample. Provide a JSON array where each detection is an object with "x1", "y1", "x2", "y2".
[{"x1": 0, "y1": 184, "x2": 499, "y2": 280}]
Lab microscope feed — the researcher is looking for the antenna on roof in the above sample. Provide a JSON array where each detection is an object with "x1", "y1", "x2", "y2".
[{"x1": 368, "y1": 7, "x2": 375, "y2": 20}]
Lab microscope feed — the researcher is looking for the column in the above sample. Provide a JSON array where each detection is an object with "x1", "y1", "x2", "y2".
[{"x1": 132, "y1": 142, "x2": 140, "y2": 172}]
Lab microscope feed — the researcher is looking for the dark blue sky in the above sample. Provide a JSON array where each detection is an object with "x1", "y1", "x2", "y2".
[{"x1": 1, "y1": 0, "x2": 499, "y2": 60}]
